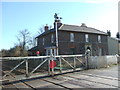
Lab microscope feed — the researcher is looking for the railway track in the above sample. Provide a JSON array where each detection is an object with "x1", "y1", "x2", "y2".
[
  {"x1": 1, "y1": 62, "x2": 118, "y2": 89},
  {"x1": 2, "y1": 70, "x2": 118, "y2": 89},
  {"x1": 41, "y1": 71, "x2": 118, "y2": 88},
  {"x1": 75, "y1": 72, "x2": 119, "y2": 81},
  {"x1": 62, "y1": 73, "x2": 118, "y2": 88}
]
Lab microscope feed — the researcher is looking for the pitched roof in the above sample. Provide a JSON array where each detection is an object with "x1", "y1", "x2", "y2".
[
  {"x1": 36, "y1": 24, "x2": 107, "y2": 38},
  {"x1": 28, "y1": 46, "x2": 38, "y2": 51},
  {"x1": 36, "y1": 29, "x2": 55, "y2": 38},
  {"x1": 59, "y1": 24, "x2": 107, "y2": 35}
]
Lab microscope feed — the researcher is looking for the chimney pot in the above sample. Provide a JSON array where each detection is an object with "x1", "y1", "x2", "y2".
[{"x1": 44, "y1": 24, "x2": 49, "y2": 31}]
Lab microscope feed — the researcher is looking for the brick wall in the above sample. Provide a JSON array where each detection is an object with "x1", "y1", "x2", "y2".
[
  {"x1": 37, "y1": 30, "x2": 108, "y2": 56},
  {"x1": 58, "y1": 31, "x2": 108, "y2": 55}
]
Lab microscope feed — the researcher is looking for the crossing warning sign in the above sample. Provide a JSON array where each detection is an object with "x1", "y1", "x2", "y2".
[{"x1": 50, "y1": 60, "x2": 56, "y2": 69}]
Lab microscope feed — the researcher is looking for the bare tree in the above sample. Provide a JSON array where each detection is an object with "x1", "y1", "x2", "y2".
[
  {"x1": 38, "y1": 25, "x2": 44, "y2": 35},
  {"x1": 32, "y1": 36, "x2": 37, "y2": 47},
  {"x1": 1, "y1": 49, "x2": 9, "y2": 57},
  {"x1": 17, "y1": 29, "x2": 32, "y2": 50}
]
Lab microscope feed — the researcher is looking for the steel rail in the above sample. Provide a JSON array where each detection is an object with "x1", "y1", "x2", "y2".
[{"x1": 63, "y1": 73, "x2": 119, "y2": 88}]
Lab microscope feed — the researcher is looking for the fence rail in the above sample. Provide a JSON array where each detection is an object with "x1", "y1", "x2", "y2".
[{"x1": 1, "y1": 54, "x2": 84, "y2": 60}]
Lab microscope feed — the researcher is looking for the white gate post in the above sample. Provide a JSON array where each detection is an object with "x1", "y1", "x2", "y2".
[
  {"x1": 74, "y1": 57, "x2": 76, "y2": 70},
  {"x1": 25, "y1": 59, "x2": 29, "y2": 77},
  {"x1": 48, "y1": 59, "x2": 50, "y2": 75},
  {"x1": 59, "y1": 57, "x2": 62, "y2": 73}
]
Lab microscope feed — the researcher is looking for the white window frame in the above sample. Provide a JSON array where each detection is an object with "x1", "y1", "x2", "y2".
[
  {"x1": 43, "y1": 38, "x2": 44, "y2": 45},
  {"x1": 46, "y1": 48, "x2": 56, "y2": 56},
  {"x1": 98, "y1": 35, "x2": 101, "y2": 43},
  {"x1": 51, "y1": 34, "x2": 54, "y2": 43},
  {"x1": 46, "y1": 49, "x2": 51, "y2": 56},
  {"x1": 85, "y1": 34, "x2": 89, "y2": 42},
  {"x1": 70, "y1": 33, "x2": 74, "y2": 42},
  {"x1": 35, "y1": 38, "x2": 38, "y2": 46}
]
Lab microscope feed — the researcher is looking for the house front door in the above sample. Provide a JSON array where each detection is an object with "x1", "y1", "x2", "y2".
[{"x1": 85, "y1": 44, "x2": 92, "y2": 55}]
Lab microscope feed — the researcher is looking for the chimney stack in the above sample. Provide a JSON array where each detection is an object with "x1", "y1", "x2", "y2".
[
  {"x1": 81, "y1": 23, "x2": 87, "y2": 27},
  {"x1": 44, "y1": 24, "x2": 49, "y2": 32},
  {"x1": 107, "y1": 30, "x2": 111, "y2": 37}
]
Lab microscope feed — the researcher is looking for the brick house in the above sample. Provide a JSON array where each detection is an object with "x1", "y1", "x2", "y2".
[{"x1": 29, "y1": 20, "x2": 108, "y2": 56}]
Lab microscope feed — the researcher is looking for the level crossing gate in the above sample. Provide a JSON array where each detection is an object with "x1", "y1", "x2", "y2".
[{"x1": 1, "y1": 54, "x2": 89, "y2": 81}]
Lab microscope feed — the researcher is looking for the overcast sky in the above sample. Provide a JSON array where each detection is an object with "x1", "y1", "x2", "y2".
[{"x1": 1, "y1": 0, "x2": 119, "y2": 50}]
